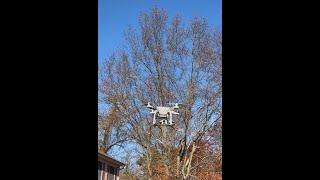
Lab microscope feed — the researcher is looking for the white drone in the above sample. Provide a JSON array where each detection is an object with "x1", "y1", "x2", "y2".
[{"x1": 145, "y1": 102, "x2": 181, "y2": 126}]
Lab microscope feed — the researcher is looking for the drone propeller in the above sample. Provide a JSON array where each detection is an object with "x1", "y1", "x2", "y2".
[
  {"x1": 145, "y1": 102, "x2": 156, "y2": 110},
  {"x1": 168, "y1": 102, "x2": 183, "y2": 105},
  {"x1": 168, "y1": 103, "x2": 183, "y2": 109}
]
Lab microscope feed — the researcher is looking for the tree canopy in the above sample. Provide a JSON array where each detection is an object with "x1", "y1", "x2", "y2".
[{"x1": 99, "y1": 7, "x2": 222, "y2": 180}]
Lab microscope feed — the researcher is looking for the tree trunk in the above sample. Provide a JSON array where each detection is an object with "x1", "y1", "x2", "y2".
[{"x1": 182, "y1": 143, "x2": 197, "y2": 179}]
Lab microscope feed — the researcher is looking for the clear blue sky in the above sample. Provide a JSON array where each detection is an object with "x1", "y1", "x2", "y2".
[{"x1": 98, "y1": 0, "x2": 222, "y2": 63}]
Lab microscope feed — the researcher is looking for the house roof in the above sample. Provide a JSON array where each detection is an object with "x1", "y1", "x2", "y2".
[{"x1": 98, "y1": 150, "x2": 126, "y2": 167}]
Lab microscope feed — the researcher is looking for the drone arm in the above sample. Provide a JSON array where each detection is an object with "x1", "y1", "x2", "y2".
[{"x1": 170, "y1": 111, "x2": 179, "y2": 115}]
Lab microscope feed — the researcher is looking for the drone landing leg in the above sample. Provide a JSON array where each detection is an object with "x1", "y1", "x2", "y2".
[
  {"x1": 168, "y1": 112, "x2": 173, "y2": 125},
  {"x1": 153, "y1": 113, "x2": 157, "y2": 125}
]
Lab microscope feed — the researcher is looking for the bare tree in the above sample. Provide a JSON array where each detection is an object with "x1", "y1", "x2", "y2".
[
  {"x1": 99, "y1": 7, "x2": 222, "y2": 179},
  {"x1": 98, "y1": 105, "x2": 129, "y2": 154}
]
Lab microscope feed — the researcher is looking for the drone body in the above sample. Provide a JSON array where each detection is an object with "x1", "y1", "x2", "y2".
[{"x1": 145, "y1": 102, "x2": 181, "y2": 126}]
